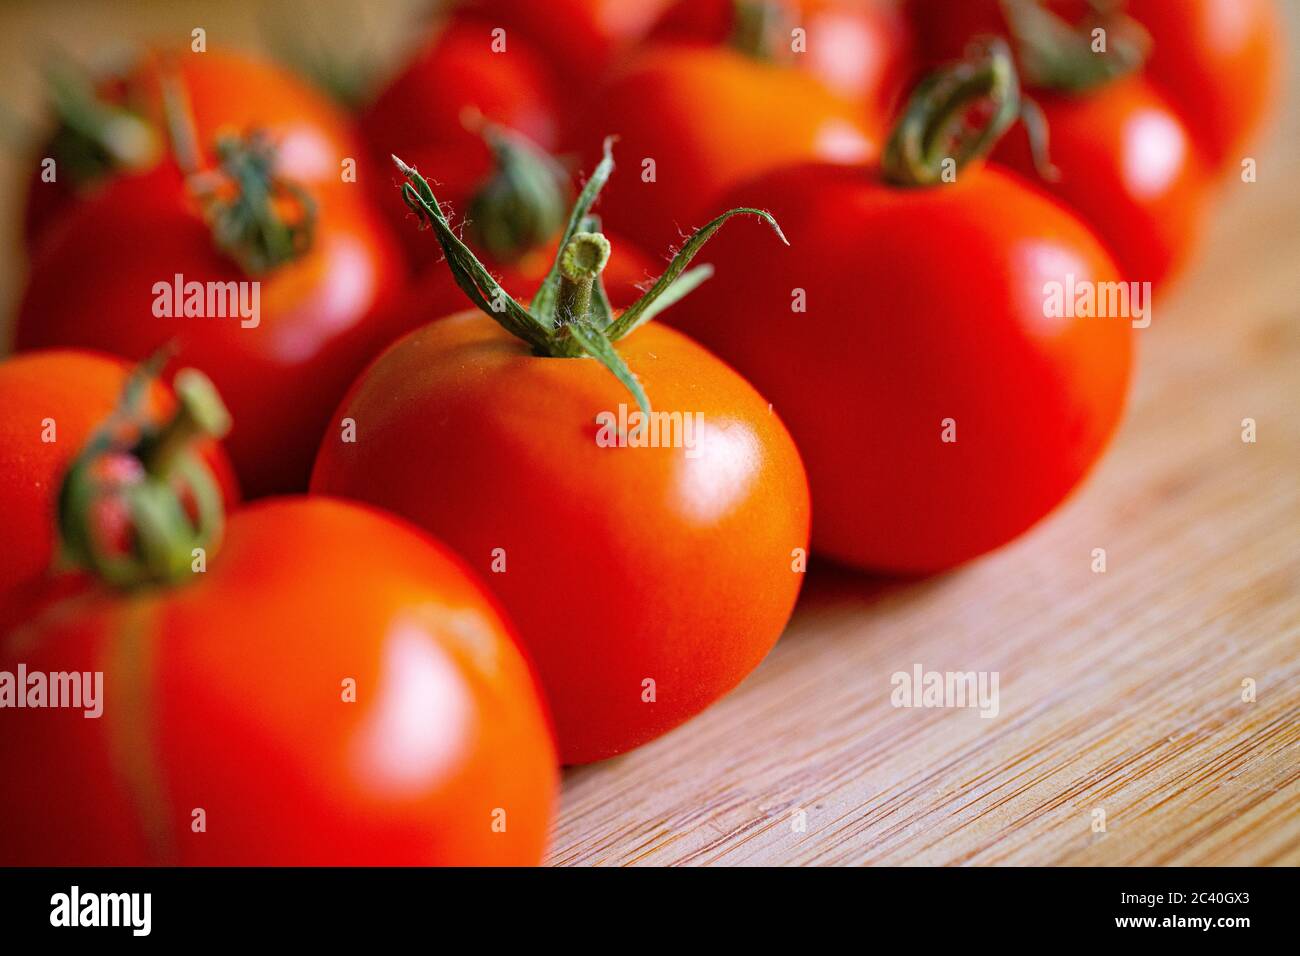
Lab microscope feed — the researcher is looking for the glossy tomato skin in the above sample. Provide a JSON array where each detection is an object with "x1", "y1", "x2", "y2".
[
  {"x1": 1125, "y1": 0, "x2": 1283, "y2": 170},
  {"x1": 993, "y1": 76, "x2": 1209, "y2": 290},
  {"x1": 0, "y1": 497, "x2": 556, "y2": 866},
  {"x1": 312, "y1": 315, "x2": 811, "y2": 764},
  {"x1": 359, "y1": 15, "x2": 561, "y2": 267},
  {"x1": 649, "y1": 0, "x2": 914, "y2": 124},
  {"x1": 0, "y1": 350, "x2": 238, "y2": 603},
  {"x1": 462, "y1": 0, "x2": 676, "y2": 84},
  {"x1": 14, "y1": 163, "x2": 405, "y2": 498},
  {"x1": 24, "y1": 47, "x2": 361, "y2": 246},
  {"x1": 578, "y1": 44, "x2": 877, "y2": 254},
  {"x1": 666, "y1": 163, "x2": 1133, "y2": 573}
]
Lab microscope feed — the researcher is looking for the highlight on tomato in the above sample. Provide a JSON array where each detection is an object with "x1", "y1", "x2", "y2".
[
  {"x1": 14, "y1": 57, "x2": 406, "y2": 498},
  {"x1": 0, "y1": 350, "x2": 237, "y2": 608},
  {"x1": 312, "y1": 142, "x2": 811, "y2": 765},
  {"x1": 0, "y1": 372, "x2": 557, "y2": 866},
  {"x1": 648, "y1": 0, "x2": 915, "y2": 125},
  {"x1": 575, "y1": 14, "x2": 878, "y2": 255},
  {"x1": 665, "y1": 38, "x2": 1134, "y2": 574},
  {"x1": 23, "y1": 45, "x2": 361, "y2": 248},
  {"x1": 908, "y1": 0, "x2": 1210, "y2": 290}
]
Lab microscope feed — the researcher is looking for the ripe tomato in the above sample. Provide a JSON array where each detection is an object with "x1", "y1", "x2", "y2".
[
  {"x1": 460, "y1": 0, "x2": 676, "y2": 83},
  {"x1": 313, "y1": 151, "x2": 809, "y2": 764},
  {"x1": 907, "y1": 0, "x2": 1209, "y2": 289},
  {"x1": 993, "y1": 75, "x2": 1208, "y2": 289},
  {"x1": 359, "y1": 14, "x2": 561, "y2": 254},
  {"x1": 1125, "y1": 0, "x2": 1283, "y2": 170},
  {"x1": 665, "y1": 42, "x2": 1132, "y2": 573},
  {"x1": 14, "y1": 154, "x2": 404, "y2": 498},
  {"x1": 0, "y1": 497, "x2": 557, "y2": 865},
  {"x1": 0, "y1": 350, "x2": 237, "y2": 603},
  {"x1": 577, "y1": 43, "x2": 877, "y2": 254},
  {"x1": 24, "y1": 46, "x2": 360, "y2": 247},
  {"x1": 649, "y1": 0, "x2": 914, "y2": 123}
]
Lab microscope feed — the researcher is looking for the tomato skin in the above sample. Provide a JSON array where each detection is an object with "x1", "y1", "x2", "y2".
[
  {"x1": 0, "y1": 497, "x2": 557, "y2": 866},
  {"x1": 649, "y1": 0, "x2": 914, "y2": 123},
  {"x1": 993, "y1": 76, "x2": 1209, "y2": 289},
  {"x1": 577, "y1": 44, "x2": 877, "y2": 254},
  {"x1": 24, "y1": 47, "x2": 361, "y2": 246},
  {"x1": 14, "y1": 163, "x2": 405, "y2": 498},
  {"x1": 0, "y1": 350, "x2": 238, "y2": 603},
  {"x1": 312, "y1": 314, "x2": 811, "y2": 764},
  {"x1": 665, "y1": 163, "x2": 1132, "y2": 573},
  {"x1": 1125, "y1": 0, "x2": 1283, "y2": 170},
  {"x1": 462, "y1": 0, "x2": 676, "y2": 83},
  {"x1": 359, "y1": 15, "x2": 561, "y2": 267}
]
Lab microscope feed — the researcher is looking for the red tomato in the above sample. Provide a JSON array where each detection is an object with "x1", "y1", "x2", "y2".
[
  {"x1": 461, "y1": 0, "x2": 676, "y2": 83},
  {"x1": 24, "y1": 46, "x2": 361, "y2": 246},
  {"x1": 994, "y1": 76, "x2": 1209, "y2": 289},
  {"x1": 0, "y1": 496, "x2": 557, "y2": 865},
  {"x1": 1125, "y1": 0, "x2": 1283, "y2": 170},
  {"x1": 0, "y1": 350, "x2": 238, "y2": 603},
  {"x1": 666, "y1": 161, "x2": 1132, "y2": 572},
  {"x1": 14, "y1": 158, "x2": 405, "y2": 498},
  {"x1": 312, "y1": 312, "x2": 810, "y2": 765},
  {"x1": 359, "y1": 14, "x2": 562, "y2": 255},
  {"x1": 649, "y1": 0, "x2": 914, "y2": 123},
  {"x1": 578, "y1": 43, "x2": 877, "y2": 254}
]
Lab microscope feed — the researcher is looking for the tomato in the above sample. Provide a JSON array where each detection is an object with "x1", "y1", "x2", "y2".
[
  {"x1": 993, "y1": 75, "x2": 1208, "y2": 289},
  {"x1": 312, "y1": 152, "x2": 810, "y2": 764},
  {"x1": 359, "y1": 14, "x2": 562, "y2": 258},
  {"x1": 907, "y1": 0, "x2": 1210, "y2": 290},
  {"x1": 1125, "y1": 0, "x2": 1283, "y2": 170},
  {"x1": 24, "y1": 46, "x2": 360, "y2": 247},
  {"x1": 577, "y1": 43, "x2": 877, "y2": 254},
  {"x1": 0, "y1": 350, "x2": 237, "y2": 603},
  {"x1": 649, "y1": 0, "x2": 914, "y2": 123},
  {"x1": 461, "y1": 0, "x2": 676, "y2": 83},
  {"x1": 0, "y1": 496, "x2": 557, "y2": 865},
  {"x1": 665, "y1": 42, "x2": 1132, "y2": 573},
  {"x1": 14, "y1": 153, "x2": 405, "y2": 498}
]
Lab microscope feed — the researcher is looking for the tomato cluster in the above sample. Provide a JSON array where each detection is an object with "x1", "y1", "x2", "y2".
[{"x1": 1, "y1": 0, "x2": 1281, "y2": 864}]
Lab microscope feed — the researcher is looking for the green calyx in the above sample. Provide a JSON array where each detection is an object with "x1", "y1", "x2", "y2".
[
  {"x1": 730, "y1": 0, "x2": 793, "y2": 62},
  {"x1": 43, "y1": 54, "x2": 160, "y2": 188},
  {"x1": 393, "y1": 138, "x2": 787, "y2": 415},
  {"x1": 1000, "y1": 0, "x2": 1151, "y2": 93},
  {"x1": 882, "y1": 36, "x2": 1023, "y2": 187},
  {"x1": 57, "y1": 355, "x2": 231, "y2": 591},
  {"x1": 465, "y1": 123, "x2": 570, "y2": 264}
]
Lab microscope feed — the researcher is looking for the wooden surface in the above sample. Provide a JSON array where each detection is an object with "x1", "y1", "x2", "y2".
[{"x1": 0, "y1": 2, "x2": 1296, "y2": 867}]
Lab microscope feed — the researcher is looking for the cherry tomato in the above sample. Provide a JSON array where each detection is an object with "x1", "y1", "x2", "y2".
[
  {"x1": 359, "y1": 14, "x2": 561, "y2": 254},
  {"x1": 667, "y1": 160, "x2": 1132, "y2": 572},
  {"x1": 577, "y1": 43, "x2": 877, "y2": 254},
  {"x1": 0, "y1": 496, "x2": 557, "y2": 865},
  {"x1": 461, "y1": 0, "x2": 676, "y2": 84},
  {"x1": 313, "y1": 313, "x2": 809, "y2": 764},
  {"x1": 25, "y1": 46, "x2": 361, "y2": 247},
  {"x1": 649, "y1": 0, "x2": 914, "y2": 123},
  {"x1": 1125, "y1": 0, "x2": 1283, "y2": 170},
  {"x1": 0, "y1": 350, "x2": 237, "y2": 603},
  {"x1": 14, "y1": 157, "x2": 405, "y2": 498},
  {"x1": 994, "y1": 75, "x2": 1209, "y2": 289}
]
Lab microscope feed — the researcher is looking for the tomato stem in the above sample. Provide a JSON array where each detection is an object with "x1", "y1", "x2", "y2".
[
  {"x1": 556, "y1": 231, "x2": 610, "y2": 329},
  {"x1": 999, "y1": 0, "x2": 1150, "y2": 93},
  {"x1": 882, "y1": 36, "x2": 1022, "y2": 187},
  {"x1": 465, "y1": 121, "x2": 570, "y2": 265},
  {"x1": 57, "y1": 359, "x2": 231, "y2": 590},
  {"x1": 730, "y1": 0, "x2": 790, "y2": 62}
]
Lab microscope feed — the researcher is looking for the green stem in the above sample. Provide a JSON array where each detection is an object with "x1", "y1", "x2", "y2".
[
  {"x1": 999, "y1": 0, "x2": 1150, "y2": 92},
  {"x1": 882, "y1": 37, "x2": 1022, "y2": 187},
  {"x1": 556, "y1": 232, "x2": 610, "y2": 331},
  {"x1": 731, "y1": 0, "x2": 789, "y2": 61},
  {"x1": 465, "y1": 123, "x2": 569, "y2": 264}
]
